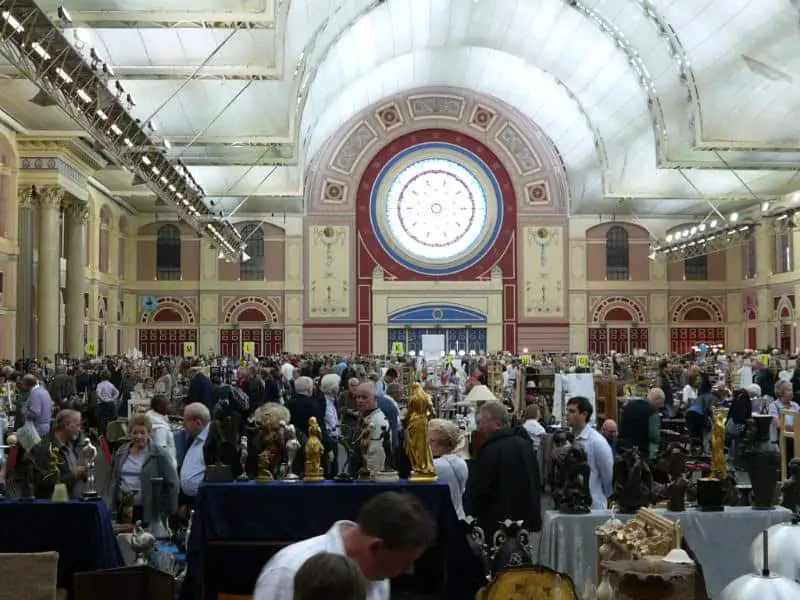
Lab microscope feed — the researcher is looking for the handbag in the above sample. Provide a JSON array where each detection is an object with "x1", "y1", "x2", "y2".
[{"x1": 725, "y1": 418, "x2": 745, "y2": 440}]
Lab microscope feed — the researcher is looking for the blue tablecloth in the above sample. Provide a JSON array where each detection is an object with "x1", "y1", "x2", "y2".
[
  {"x1": 0, "y1": 500, "x2": 124, "y2": 593},
  {"x1": 185, "y1": 480, "x2": 483, "y2": 600}
]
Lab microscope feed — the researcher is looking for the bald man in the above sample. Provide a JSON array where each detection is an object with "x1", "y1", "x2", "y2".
[
  {"x1": 179, "y1": 403, "x2": 211, "y2": 506},
  {"x1": 353, "y1": 383, "x2": 388, "y2": 476},
  {"x1": 601, "y1": 419, "x2": 618, "y2": 450}
]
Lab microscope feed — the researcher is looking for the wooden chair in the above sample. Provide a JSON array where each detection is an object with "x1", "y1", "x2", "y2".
[
  {"x1": 780, "y1": 409, "x2": 800, "y2": 480},
  {"x1": 0, "y1": 551, "x2": 59, "y2": 600}
]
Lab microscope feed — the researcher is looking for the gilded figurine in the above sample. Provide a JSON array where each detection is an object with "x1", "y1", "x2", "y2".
[
  {"x1": 357, "y1": 422, "x2": 374, "y2": 482},
  {"x1": 303, "y1": 417, "x2": 325, "y2": 482},
  {"x1": 711, "y1": 407, "x2": 727, "y2": 478},
  {"x1": 256, "y1": 449, "x2": 274, "y2": 483},
  {"x1": 405, "y1": 383, "x2": 437, "y2": 483}
]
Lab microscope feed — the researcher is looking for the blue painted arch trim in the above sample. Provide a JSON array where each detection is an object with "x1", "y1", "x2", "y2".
[{"x1": 388, "y1": 304, "x2": 487, "y2": 325}]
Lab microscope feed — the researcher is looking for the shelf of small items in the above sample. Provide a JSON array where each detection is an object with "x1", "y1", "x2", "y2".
[{"x1": 520, "y1": 365, "x2": 556, "y2": 420}]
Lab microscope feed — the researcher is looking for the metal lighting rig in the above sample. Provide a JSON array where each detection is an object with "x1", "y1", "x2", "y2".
[
  {"x1": 0, "y1": 0, "x2": 241, "y2": 260},
  {"x1": 653, "y1": 220, "x2": 757, "y2": 261}
]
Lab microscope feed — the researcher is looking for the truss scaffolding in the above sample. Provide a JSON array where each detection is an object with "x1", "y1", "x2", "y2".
[
  {"x1": 0, "y1": 0, "x2": 241, "y2": 260},
  {"x1": 655, "y1": 223, "x2": 757, "y2": 261}
]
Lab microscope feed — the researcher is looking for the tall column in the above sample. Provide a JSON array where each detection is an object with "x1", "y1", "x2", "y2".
[
  {"x1": 755, "y1": 222, "x2": 773, "y2": 348},
  {"x1": 36, "y1": 185, "x2": 64, "y2": 359},
  {"x1": 15, "y1": 186, "x2": 34, "y2": 358},
  {"x1": 65, "y1": 201, "x2": 87, "y2": 357}
]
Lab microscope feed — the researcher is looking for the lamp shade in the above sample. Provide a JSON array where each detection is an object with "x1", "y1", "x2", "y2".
[
  {"x1": 751, "y1": 523, "x2": 800, "y2": 582},
  {"x1": 465, "y1": 385, "x2": 497, "y2": 404},
  {"x1": 721, "y1": 573, "x2": 800, "y2": 600}
]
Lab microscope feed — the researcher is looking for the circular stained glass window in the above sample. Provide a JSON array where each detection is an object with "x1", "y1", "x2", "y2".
[{"x1": 384, "y1": 158, "x2": 488, "y2": 261}]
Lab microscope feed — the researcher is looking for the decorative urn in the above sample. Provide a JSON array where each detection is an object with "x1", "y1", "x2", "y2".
[{"x1": 742, "y1": 415, "x2": 781, "y2": 510}]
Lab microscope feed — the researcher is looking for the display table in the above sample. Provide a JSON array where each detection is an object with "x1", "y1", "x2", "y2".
[
  {"x1": 538, "y1": 506, "x2": 792, "y2": 598},
  {"x1": 0, "y1": 500, "x2": 124, "y2": 594},
  {"x1": 185, "y1": 480, "x2": 484, "y2": 600}
]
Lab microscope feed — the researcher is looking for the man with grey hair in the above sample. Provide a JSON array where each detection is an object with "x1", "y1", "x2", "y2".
[
  {"x1": 352, "y1": 382, "x2": 388, "y2": 476},
  {"x1": 179, "y1": 402, "x2": 211, "y2": 508},
  {"x1": 769, "y1": 379, "x2": 800, "y2": 445},
  {"x1": 287, "y1": 376, "x2": 325, "y2": 439},
  {"x1": 27, "y1": 409, "x2": 86, "y2": 499},
  {"x1": 466, "y1": 401, "x2": 541, "y2": 538},
  {"x1": 22, "y1": 373, "x2": 53, "y2": 435}
]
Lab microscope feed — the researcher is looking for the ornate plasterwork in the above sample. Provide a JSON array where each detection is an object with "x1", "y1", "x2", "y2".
[
  {"x1": 35, "y1": 185, "x2": 64, "y2": 210},
  {"x1": 221, "y1": 296, "x2": 281, "y2": 324},
  {"x1": 307, "y1": 87, "x2": 569, "y2": 217},
  {"x1": 590, "y1": 296, "x2": 647, "y2": 323},
  {"x1": 670, "y1": 296, "x2": 724, "y2": 322},
  {"x1": 522, "y1": 226, "x2": 564, "y2": 317},
  {"x1": 140, "y1": 296, "x2": 196, "y2": 324},
  {"x1": 307, "y1": 225, "x2": 350, "y2": 317}
]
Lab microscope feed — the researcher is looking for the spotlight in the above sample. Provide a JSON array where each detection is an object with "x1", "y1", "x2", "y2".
[
  {"x1": 690, "y1": 226, "x2": 697, "y2": 235},
  {"x1": 710, "y1": 219, "x2": 718, "y2": 228},
  {"x1": 666, "y1": 234, "x2": 673, "y2": 243},
  {"x1": 115, "y1": 80, "x2": 125, "y2": 95},
  {"x1": 699, "y1": 224, "x2": 706, "y2": 232},
  {"x1": 57, "y1": 5, "x2": 72, "y2": 25},
  {"x1": 730, "y1": 212, "x2": 739, "y2": 223},
  {"x1": 102, "y1": 62, "x2": 115, "y2": 78},
  {"x1": 761, "y1": 201, "x2": 771, "y2": 213}
]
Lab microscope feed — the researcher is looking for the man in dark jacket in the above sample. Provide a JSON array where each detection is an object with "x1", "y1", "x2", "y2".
[
  {"x1": 186, "y1": 367, "x2": 212, "y2": 410},
  {"x1": 466, "y1": 400, "x2": 541, "y2": 538}
]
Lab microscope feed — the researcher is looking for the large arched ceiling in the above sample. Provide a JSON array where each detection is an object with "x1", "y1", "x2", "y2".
[{"x1": 1, "y1": 0, "x2": 799, "y2": 217}]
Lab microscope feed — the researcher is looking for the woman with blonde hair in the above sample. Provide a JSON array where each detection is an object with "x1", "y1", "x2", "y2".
[
  {"x1": 428, "y1": 418, "x2": 468, "y2": 519},
  {"x1": 294, "y1": 553, "x2": 367, "y2": 600},
  {"x1": 108, "y1": 413, "x2": 179, "y2": 525}
]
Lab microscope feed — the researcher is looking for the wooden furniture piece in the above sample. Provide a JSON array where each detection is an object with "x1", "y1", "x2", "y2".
[
  {"x1": 74, "y1": 565, "x2": 174, "y2": 600},
  {"x1": 0, "y1": 551, "x2": 59, "y2": 600},
  {"x1": 476, "y1": 565, "x2": 578, "y2": 600},
  {"x1": 594, "y1": 380, "x2": 618, "y2": 425},
  {"x1": 780, "y1": 409, "x2": 800, "y2": 480},
  {"x1": 602, "y1": 559, "x2": 699, "y2": 600}
]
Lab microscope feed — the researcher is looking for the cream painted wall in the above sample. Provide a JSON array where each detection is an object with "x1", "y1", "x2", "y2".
[{"x1": 371, "y1": 268, "x2": 504, "y2": 354}]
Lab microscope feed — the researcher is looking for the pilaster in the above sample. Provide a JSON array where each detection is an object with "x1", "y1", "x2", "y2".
[
  {"x1": 568, "y1": 291, "x2": 588, "y2": 353},
  {"x1": 107, "y1": 286, "x2": 120, "y2": 355},
  {"x1": 199, "y1": 240, "x2": 219, "y2": 353},
  {"x1": 284, "y1": 230, "x2": 304, "y2": 353},
  {"x1": 107, "y1": 221, "x2": 119, "y2": 278},
  {"x1": 754, "y1": 224, "x2": 772, "y2": 349},
  {"x1": 121, "y1": 292, "x2": 138, "y2": 353},
  {"x1": 15, "y1": 186, "x2": 34, "y2": 357},
  {"x1": 86, "y1": 282, "x2": 99, "y2": 350},
  {"x1": 64, "y1": 200, "x2": 88, "y2": 357},
  {"x1": 88, "y1": 206, "x2": 100, "y2": 273},
  {"x1": 649, "y1": 292, "x2": 669, "y2": 354},
  {"x1": 792, "y1": 215, "x2": 800, "y2": 274},
  {"x1": 35, "y1": 185, "x2": 64, "y2": 359}
]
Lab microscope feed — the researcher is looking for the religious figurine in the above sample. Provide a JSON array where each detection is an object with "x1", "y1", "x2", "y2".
[
  {"x1": 405, "y1": 382, "x2": 437, "y2": 483},
  {"x1": 357, "y1": 422, "x2": 374, "y2": 482},
  {"x1": 118, "y1": 488, "x2": 136, "y2": 523},
  {"x1": 81, "y1": 437, "x2": 100, "y2": 500},
  {"x1": 556, "y1": 444, "x2": 592, "y2": 514},
  {"x1": 711, "y1": 407, "x2": 727, "y2": 478},
  {"x1": 781, "y1": 457, "x2": 800, "y2": 512},
  {"x1": 256, "y1": 449, "x2": 274, "y2": 483},
  {"x1": 375, "y1": 425, "x2": 399, "y2": 483},
  {"x1": 282, "y1": 423, "x2": 301, "y2": 482},
  {"x1": 303, "y1": 417, "x2": 325, "y2": 482},
  {"x1": 236, "y1": 435, "x2": 249, "y2": 482},
  {"x1": 613, "y1": 447, "x2": 657, "y2": 513}
]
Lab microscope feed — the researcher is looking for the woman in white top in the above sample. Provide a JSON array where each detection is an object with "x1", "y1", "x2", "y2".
[
  {"x1": 428, "y1": 418, "x2": 468, "y2": 520},
  {"x1": 521, "y1": 405, "x2": 546, "y2": 452},
  {"x1": 96, "y1": 369, "x2": 120, "y2": 432}
]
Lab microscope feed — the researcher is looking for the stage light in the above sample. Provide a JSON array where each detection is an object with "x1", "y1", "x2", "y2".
[
  {"x1": 31, "y1": 43, "x2": 51, "y2": 60},
  {"x1": 2, "y1": 11, "x2": 25, "y2": 33},
  {"x1": 730, "y1": 212, "x2": 739, "y2": 222},
  {"x1": 57, "y1": 6, "x2": 72, "y2": 25}
]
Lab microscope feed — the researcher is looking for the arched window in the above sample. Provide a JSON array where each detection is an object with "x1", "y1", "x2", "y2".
[
  {"x1": 774, "y1": 224, "x2": 793, "y2": 274},
  {"x1": 605, "y1": 226, "x2": 629, "y2": 280},
  {"x1": 684, "y1": 255, "x2": 708, "y2": 281},
  {"x1": 156, "y1": 224, "x2": 181, "y2": 280},
  {"x1": 240, "y1": 224, "x2": 265, "y2": 281}
]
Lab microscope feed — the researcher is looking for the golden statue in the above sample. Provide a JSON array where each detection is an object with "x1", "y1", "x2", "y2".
[
  {"x1": 711, "y1": 407, "x2": 728, "y2": 478},
  {"x1": 303, "y1": 416, "x2": 325, "y2": 482},
  {"x1": 256, "y1": 449, "x2": 274, "y2": 483},
  {"x1": 405, "y1": 383, "x2": 437, "y2": 483}
]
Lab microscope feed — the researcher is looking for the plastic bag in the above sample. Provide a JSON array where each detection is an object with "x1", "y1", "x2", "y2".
[{"x1": 16, "y1": 420, "x2": 41, "y2": 452}]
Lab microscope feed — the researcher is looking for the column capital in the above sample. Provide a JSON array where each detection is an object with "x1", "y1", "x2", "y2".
[
  {"x1": 35, "y1": 185, "x2": 65, "y2": 211},
  {"x1": 64, "y1": 200, "x2": 89, "y2": 224},
  {"x1": 17, "y1": 186, "x2": 34, "y2": 208}
]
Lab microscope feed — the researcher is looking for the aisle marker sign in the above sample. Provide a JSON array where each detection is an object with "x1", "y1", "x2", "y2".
[
  {"x1": 759, "y1": 354, "x2": 770, "y2": 368},
  {"x1": 521, "y1": 355, "x2": 531, "y2": 366},
  {"x1": 577, "y1": 355, "x2": 589, "y2": 369},
  {"x1": 391, "y1": 342, "x2": 404, "y2": 355},
  {"x1": 85, "y1": 342, "x2": 97, "y2": 356},
  {"x1": 183, "y1": 342, "x2": 195, "y2": 357},
  {"x1": 243, "y1": 341, "x2": 255, "y2": 357}
]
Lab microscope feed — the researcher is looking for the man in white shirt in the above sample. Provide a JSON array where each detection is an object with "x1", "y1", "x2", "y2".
[
  {"x1": 179, "y1": 402, "x2": 211, "y2": 506},
  {"x1": 253, "y1": 491, "x2": 437, "y2": 600},
  {"x1": 354, "y1": 383, "x2": 389, "y2": 475},
  {"x1": 565, "y1": 396, "x2": 614, "y2": 510}
]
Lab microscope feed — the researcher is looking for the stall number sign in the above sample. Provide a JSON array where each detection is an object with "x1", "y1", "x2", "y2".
[
  {"x1": 759, "y1": 354, "x2": 770, "y2": 367},
  {"x1": 85, "y1": 342, "x2": 97, "y2": 356},
  {"x1": 521, "y1": 354, "x2": 531, "y2": 366},
  {"x1": 243, "y1": 341, "x2": 255, "y2": 357},
  {"x1": 183, "y1": 342, "x2": 195, "y2": 357},
  {"x1": 577, "y1": 355, "x2": 589, "y2": 369},
  {"x1": 391, "y1": 342, "x2": 404, "y2": 355}
]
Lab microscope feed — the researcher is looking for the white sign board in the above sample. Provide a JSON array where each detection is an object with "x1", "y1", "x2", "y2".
[{"x1": 421, "y1": 334, "x2": 445, "y2": 364}]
